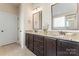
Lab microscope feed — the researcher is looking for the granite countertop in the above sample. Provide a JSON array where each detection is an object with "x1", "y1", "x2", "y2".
[{"x1": 26, "y1": 31, "x2": 79, "y2": 42}]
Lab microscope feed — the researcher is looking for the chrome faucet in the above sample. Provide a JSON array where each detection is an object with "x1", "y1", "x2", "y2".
[{"x1": 59, "y1": 31, "x2": 66, "y2": 35}]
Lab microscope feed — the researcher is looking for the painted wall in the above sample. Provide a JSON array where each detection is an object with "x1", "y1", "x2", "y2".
[
  {"x1": 24, "y1": 4, "x2": 33, "y2": 30},
  {"x1": 0, "y1": 3, "x2": 19, "y2": 15}
]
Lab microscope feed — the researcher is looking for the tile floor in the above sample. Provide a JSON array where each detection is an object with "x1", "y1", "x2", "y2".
[{"x1": 0, "y1": 43, "x2": 35, "y2": 56}]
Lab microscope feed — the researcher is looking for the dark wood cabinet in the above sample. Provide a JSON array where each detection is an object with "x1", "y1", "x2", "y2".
[
  {"x1": 44, "y1": 37, "x2": 56, "y2": 56},
  {"x1": 33, "y1": 34, "x2": 44, "y2": 56},
  {"x1": 25, "y1": 33, "x2": 29, "y2": 48},
  {"x1": 57, "y1": 39, "x2": 79, "y2": 56},
  {"x1": 25, "y1": 33, "x2": 79, "y2": 56},
  {"x1": 25, "y1": 33, "x2": 34, "y2": 52}
]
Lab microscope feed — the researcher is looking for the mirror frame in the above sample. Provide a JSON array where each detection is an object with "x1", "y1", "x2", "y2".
[{"x1": 32, "y1": 11, "x2": 42, "y2": 30}]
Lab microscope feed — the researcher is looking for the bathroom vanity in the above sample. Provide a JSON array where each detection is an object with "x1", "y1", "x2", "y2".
[
  {"x1": 25, "y1": 3, "x2": 79, "y2": 56},
  {"x1": 25, "y1": 32, "x2": 79, "y2": 56}
]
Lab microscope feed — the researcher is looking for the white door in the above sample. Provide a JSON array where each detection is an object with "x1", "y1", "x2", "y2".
[
  {"x1": 0, "y1": 12, "x2": 17, "y2": 46},
  {"x1": 19, "y1": 15, "x2": 25, "y2": 48},
  {"x1": 19, "y1": 4, "x2": 25, "y2": 48}
]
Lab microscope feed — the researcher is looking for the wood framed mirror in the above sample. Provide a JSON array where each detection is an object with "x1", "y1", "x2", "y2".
[{"x1": 33, "y1": 11, "x2": 42, "y2": 30}]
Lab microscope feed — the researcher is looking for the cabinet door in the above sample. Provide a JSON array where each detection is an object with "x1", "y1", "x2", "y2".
[
  {"x1": 28, "y1": 34, "x2": 34, "y2": 52},
  {"x1": 34, "y1": 41, "x2": 44, "y2": 56},
  {"x1": 57, "y1": 39, "x2": 79, "y2": 56},
  {"x1": 25, "y1": 33, "x2": 29, "y2": 48},
  {"x1": 44, "y1": 37, "x2": 56, "y2": 56},
  {"x1": 33, "y1": 35, "x2": 44, "y2": 56}
]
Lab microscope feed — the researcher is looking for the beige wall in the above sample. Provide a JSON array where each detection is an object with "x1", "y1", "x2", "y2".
[
  {"x1": 20, "y1": 3, "x2": 33, "y2": 30},
  {"x1": 0, "y1": 3, "x2": 19, "y2": 15}
]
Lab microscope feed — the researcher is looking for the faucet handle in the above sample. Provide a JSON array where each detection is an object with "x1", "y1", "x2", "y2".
[{"x1": 59, "y1": 31, "x2": 65, "y2": 35}]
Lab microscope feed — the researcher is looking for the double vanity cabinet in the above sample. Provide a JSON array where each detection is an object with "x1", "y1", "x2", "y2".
[{"x1": 25, "y1": 33, "x2": 79, "y2": 56}]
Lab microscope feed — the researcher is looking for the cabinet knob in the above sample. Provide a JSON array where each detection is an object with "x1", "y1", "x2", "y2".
[
  {"x1": 1, "y1": 30, "x2": 4, "y2": 32},
  {"x1": 20, "y1": 30, "x2": 22, "y2": 32}
]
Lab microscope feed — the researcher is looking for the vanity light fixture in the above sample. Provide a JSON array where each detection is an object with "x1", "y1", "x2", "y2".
[{"x1": 32, "y1": 7, "x2": 42, "y2": 14}]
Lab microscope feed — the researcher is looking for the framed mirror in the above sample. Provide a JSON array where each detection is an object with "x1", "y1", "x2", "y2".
[
  {"x1": 33, "y1": 11, "x2": 42, "y2": 30},
  {"x1": 51, "y1": 3, "x2": 78, "y2": 30}
]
